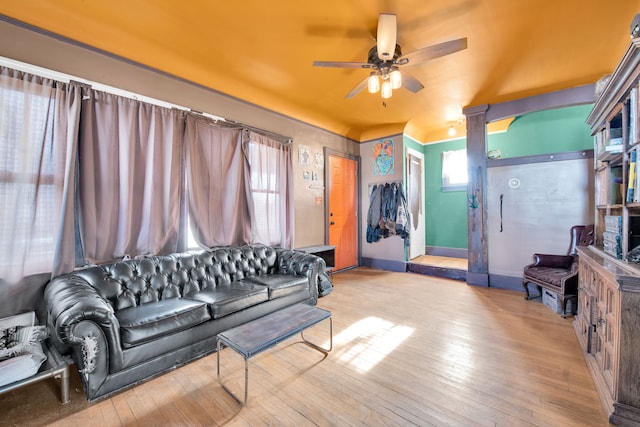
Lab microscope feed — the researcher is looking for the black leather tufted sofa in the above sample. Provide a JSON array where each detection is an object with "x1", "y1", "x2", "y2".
[{"x1": 44, "y1": 245, "x2": 325, "y2": 401}]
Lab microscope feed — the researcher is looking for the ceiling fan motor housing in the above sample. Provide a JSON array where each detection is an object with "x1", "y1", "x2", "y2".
[{"x1": 368, "y1": 44, "x2": 403, "y2": 70}]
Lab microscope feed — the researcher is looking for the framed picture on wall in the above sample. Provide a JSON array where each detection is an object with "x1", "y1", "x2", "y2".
[{"x1": 299, "y1": 144, "x2": 311, "y2": 166}]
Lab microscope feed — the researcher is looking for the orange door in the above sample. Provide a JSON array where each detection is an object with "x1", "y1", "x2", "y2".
[{"x1": 328, "y1": 154, "x2": 358, "y2": 271}]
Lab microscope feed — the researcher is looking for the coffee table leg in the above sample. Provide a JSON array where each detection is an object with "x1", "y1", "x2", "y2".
[
  {"x1": 217, "y1": 340, "x2": 221, "y2": 381},
  {"x1": 244, "y1": 358, "x2": 249, "y2": 404},
  {"x1": 217, "y1": 340, "x2": 250, "y2": 405},
  {"x1": 301, "y1": 317, "x2": 332, "y2": 354}
]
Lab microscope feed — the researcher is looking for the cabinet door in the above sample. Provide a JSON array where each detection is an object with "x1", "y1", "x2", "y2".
[
  {"x1": 593, "y1": 276, "x2": 619, "y2": 396},
  {"x1": 576, "y1": 261, "x2": 595, "y2": 352},
  {"x1": 603, "y1": 284, "x2": 619, "y2": 397}
]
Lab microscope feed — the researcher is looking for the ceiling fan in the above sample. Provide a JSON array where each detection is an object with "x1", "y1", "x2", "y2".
[{"x1": 313, "y1": 13, "x2": 467, "y2": 99}]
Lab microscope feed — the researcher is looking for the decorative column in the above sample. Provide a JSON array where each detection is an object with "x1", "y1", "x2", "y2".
[{"x1": 463, "y1": 105, "x2": 489, "y2": 286}]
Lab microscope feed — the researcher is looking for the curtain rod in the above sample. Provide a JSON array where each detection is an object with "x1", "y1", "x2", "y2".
[
  {"x1": 188, "y1": 110, "x2": 292, "y2": 145},
  {"x1": 243, "y1": 125, "x2": 293, "y2": 145},
  {"x1": 1, "y1": 57, "x2": 293, "y2": 145}
]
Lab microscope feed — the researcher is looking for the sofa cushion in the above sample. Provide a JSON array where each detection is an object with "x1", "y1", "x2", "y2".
[
  {"x1": 186, "y1": 283, "x2": 269, "y2": 319},
  {"x1": 239, "y1": 274, "x2": 309, "y2": 300},
  {"x1": 116, "y1": 299, "x2": 211, "y2": 349}
]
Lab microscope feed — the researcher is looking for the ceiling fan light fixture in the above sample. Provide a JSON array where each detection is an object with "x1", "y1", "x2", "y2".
[
  {"x1": 381, "y1": 80, "x2": 392, "y2": 99},
  {"x1": 390, "y1": 69, "x2": 402, "y2": 89},
  {"x1": 368, "y1": 73, "x2": 380, "y2": 93}
]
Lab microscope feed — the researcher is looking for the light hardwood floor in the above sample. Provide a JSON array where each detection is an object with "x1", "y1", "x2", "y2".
[
  {"x1": 410, "y1": 255, "x2": 468, "y2": 271},
  {"x1": 0, "y1": 267, "x2": 610, "y2": 426}
]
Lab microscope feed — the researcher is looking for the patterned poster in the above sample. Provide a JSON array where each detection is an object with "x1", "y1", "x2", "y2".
[{"x1": 373, "y1": 138, "x2": 394, "y2": 176}]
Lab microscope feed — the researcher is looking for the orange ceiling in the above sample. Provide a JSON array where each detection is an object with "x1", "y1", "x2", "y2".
[{"x1": 1, "y1": 1, "x2": 638, "y2": 142}]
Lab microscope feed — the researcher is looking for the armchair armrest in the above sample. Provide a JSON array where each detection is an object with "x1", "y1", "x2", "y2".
[{"x1": 528, "y1": 254, "x2": 575, "y2": 270}]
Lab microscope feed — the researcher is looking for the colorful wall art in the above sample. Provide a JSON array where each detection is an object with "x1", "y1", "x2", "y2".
[{"x1": 373, "y1": 138, "x2": 394, "y2": 175}]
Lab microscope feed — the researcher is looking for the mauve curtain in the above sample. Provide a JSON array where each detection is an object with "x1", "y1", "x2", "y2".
[
  {"x1": 78, "y1": 90, "x2": 185, "y2": 264},
  {"x1": 245, "y1": 131, "x2": 294, "y2": 248},
  {"x1": 0, "y1": 67, "x2": 80, "y2": 284},
  {"x1": 184, "y1": 113, "x2": 251, "y2": 247}
]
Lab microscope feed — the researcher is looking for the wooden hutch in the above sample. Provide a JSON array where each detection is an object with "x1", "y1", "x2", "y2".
[{"x1": 578, "y1": 17, "x2": 640, "y2": 426}]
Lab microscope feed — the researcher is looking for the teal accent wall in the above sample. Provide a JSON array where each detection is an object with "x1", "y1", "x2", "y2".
[
  {"x1": 488, "y1": 105, "x2": 594, "y2": 158},
  {"x1": 415, "y1": 104, "x2": 593, "y2": 250},
  {"x1": 423, "y1": 138, "x2": 468, "y2": 249}
]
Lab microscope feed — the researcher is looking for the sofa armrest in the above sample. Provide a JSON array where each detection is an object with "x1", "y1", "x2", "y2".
[
  {"x1": 274, "y1": 248, "x2": 325, "y2": 302},
  {"x1": 44, "y1": 275, "x2": 124, "y2": 371}
]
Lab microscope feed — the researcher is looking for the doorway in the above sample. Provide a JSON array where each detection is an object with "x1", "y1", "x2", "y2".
[
  {"x1": 326, "y1": 150, "x2": 359, "y2": 271},
  {"x1": 406, "y1": 147, "x2": 425, "y2": 260}
]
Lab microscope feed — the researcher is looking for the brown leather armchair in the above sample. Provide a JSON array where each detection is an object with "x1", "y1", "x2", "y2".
[{"x1": 522, "y1": 224, "x2": 594, "y2": 317}]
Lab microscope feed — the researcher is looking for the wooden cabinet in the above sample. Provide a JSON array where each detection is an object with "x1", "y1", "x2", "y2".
[
  {"x1": 579, "y1": 23, "x2": 640, "y2": 425},
  {"x1": 575, "y1": 247, "x2": 640, "y2": 425}
]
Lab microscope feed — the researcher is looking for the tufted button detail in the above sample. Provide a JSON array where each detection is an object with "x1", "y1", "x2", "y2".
[{"x1": 76, "y1": 246, "x2": 292, "y2": 316}]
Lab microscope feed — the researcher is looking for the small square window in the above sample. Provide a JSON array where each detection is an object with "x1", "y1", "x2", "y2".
[{"x1": 442, "y1": 149, "x2": 468, "y2": 191}]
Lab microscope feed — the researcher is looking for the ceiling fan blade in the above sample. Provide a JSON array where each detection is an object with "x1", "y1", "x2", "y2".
[
  {"x1": 345, "y1": 75, "x2": 370, "y2": 99},
  {"x1": 313, "y1": 61, "x2": 373, "y2": 69},
  {"x1": 400, "y1": 71, "x2": 424, "y2": 93},
  {"x1": 376, "y1": 13, "x2": 397, "y2": 61},
  {"x1": 398, "y1": 38, "x2": 467, "y2": 66}
]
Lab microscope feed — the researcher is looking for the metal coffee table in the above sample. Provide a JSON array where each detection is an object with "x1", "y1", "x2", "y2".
[{"x1": 216, "y1": 303, "x2": 332, "y2": 404}]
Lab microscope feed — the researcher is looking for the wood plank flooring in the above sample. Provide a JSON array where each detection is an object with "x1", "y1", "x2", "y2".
[
  {"x1": 0, "y1": 267, "x2": 610, "y2": 426},
  {"x1": 410, "y1": 255, "x2": 468, "y2": 271}
]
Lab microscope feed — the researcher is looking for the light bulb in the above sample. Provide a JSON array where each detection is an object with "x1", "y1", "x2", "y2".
[
  {"x1": 390, "y1": 69, "x2": 402, "y2": 89},
  {"x1": 368, "y1": 74, "x2": 380, "y2": 93},
  {"x1": 381, "y1": 80, "x2": 392, "y2": 99},
  {"x1": 448, "y1": 125, "x2": 456, "y2": 136}
]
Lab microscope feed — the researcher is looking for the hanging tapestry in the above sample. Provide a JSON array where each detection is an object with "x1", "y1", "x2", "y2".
[{"x1": 373, "y1": 138, "x2": 394, "y2": 175}]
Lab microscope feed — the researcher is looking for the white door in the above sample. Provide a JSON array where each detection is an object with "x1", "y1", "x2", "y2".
[{"x1": 407, "y1": 147, "x2": 425, "y2": 260}]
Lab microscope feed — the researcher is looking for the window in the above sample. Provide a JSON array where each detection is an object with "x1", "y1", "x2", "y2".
[
  {"x1": 0, "y1": 77, "x2": 62, "y2": 278},
  {"x1": 186, "y1": 219, "x2": 201, "y2": 250},
  {"x1": 247, "y1": 140, "x2": 284, "y2": 246},
  {"x1": 442, "y1": 149, "x2": 468, "y2": 191}
]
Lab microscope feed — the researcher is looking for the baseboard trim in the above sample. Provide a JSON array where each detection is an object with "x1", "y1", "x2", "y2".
[
  {"x1": 489, "y1": 274, "x2": 526, "y2": 292},
  {"x1": 467, "y1": 272, "x2": 489, "y2": 287},
  {"x1": 360, "y1": 257, "x2": 407, "y2": 272}
]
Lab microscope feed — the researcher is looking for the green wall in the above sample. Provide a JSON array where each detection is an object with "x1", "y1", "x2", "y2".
[
  {"x1": 407, "y1": 104, "x2": 594, "y2": 250},
  {"x1": 488, "y1": 104, "x2": 593, "y2": 158},
  {"x1": 422, "y1": 137, "x2": 468, "y2": 249}
]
